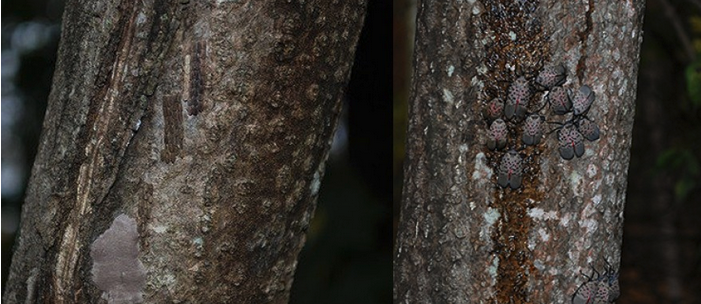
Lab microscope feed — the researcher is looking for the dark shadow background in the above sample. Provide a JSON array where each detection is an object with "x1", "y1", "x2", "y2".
[
  {"x1": 1, "y1": 1, "x2": 392, "y2": 303},
  {"x1": 391, "y1": 0, "x2": 701, "y2": 303}
]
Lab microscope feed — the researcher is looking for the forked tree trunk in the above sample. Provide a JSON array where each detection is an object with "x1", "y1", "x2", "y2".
[
  {"x1": 3, "y1": 0, "x2": 366, "y2": 303},
  {"x1": 394, "y1": 1, "x2": 644, "y2": 303}
]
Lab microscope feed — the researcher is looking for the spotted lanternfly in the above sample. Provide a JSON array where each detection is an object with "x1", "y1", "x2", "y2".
[
  {"x1": 608, "y1": 276, "x2": 620, "y2": 302},
  {"x1": 557, "y1": 124, "x2": 585, "y2": 160},
  {"x1": 505, "y1": 76, "x2": 531, "y2": 120},
  {"x1": 522, "y1": 114, "x2": 544, "y2": 146},
  {"x1": 594, "y1": 281, "x2": 610, "y2": 304},
  {"x1": 548, "y1": 86, "x2": 572, "y2": 115},
  {"x1": 487, "y1": 118, "x2": 508, "y2": 150},
  {"x1": 535, "y1": 63, "x2": 566, "y2": 90},
  {"x1": 573, "y1": 85, "x2": 595, "y2": 116},
  {"x1": 572, "y1": 281, "x2": 597, "y2": 304},
  {"x1": 602, "y1": 261, "x2": 620, "y2": 302},
  {"x1": 576, "y1": 118, "x2": 600, "y2": 141},
  {"x1": 497, "y1": 150, "x2": 523, "y2": 189},
  {"x1": 484, "y1": 98, "x2": 505, "y2": 121}
]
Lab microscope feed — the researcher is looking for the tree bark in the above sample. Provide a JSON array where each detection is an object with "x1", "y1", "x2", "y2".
[
  {"x1": 394, "y1": 1, "x2": 644, "y2": 303},
  {"x1": 3, "y1": 0, "x2": 366, "y2": 303}
]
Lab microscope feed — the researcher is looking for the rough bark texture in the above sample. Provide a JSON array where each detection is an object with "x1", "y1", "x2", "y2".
[
  {"x1": 394, "y1": 0, "x2": 644, "y2": 303},
  {"x1": 3, "y1": 0, "x2": 366, "y2": 303}
]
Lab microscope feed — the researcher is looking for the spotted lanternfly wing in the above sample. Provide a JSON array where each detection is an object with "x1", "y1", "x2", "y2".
[
  {"x1": 536, "y1": 63, "x2": 566, "y2": 89},
  {"x1": 505, "y1": 76, "x2": 531, "y2": 120},
  {"x1": 522, "y1": 114, "x2": 543, "y2": 146},
  {"x1": 573, "y1": 85, "x2": 595, "y2": 116},
  {"x1": 576, "y1": 119, "x2": 600, "y2": 141},
  {"x1": 487, "y1": 119, "x2": 508, "y2": 150},
  {"x1": 497, "y1": 150, "x2": 523, "y2": 189},
  {"x1": 594, "y1": 282, "x2": 610, "y2": 304},
  {"x1": 557, "y1": 125, "x2": 585, "y2": 160},
  {"x1": 572, "y1": 281, "x2": 597, "y2": 304},
  {"x1": 607, "y1": 276, "x2": 620, "y2": 302},
  {"x1": 484, "y1": 98, "x2": 505, "y2": 121},
  {"x1": 548, "y1": 86, "x2": 572, "y2": 115},
  {"x1": 602, "y1": 264, "x2": 620, "y2": 302}
]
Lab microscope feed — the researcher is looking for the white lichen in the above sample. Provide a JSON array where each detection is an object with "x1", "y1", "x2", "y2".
[
  {"x1": 310, "y1": 170, "x2": 322, "y2": 197},
  {"x1": 538, "y1": 228, "x2": 550, "y2": 242},
  {"x1": 472, "y1": 152, "x2": 493, "y2": 181},
  {"x1": 533, "y1": 259, "x2": 544, "y2": 271},
  {"x1": 136, "y1": 12, "x2": 147, "y2": 25},
  {"x1": 442, "y1": 88, "x2": 454, "y2": 105},
  {"x1": 569, "y1": 171, "x2": 583, "y2": 196},
  {"x1": 579, "y1": 218, "x2": 598, "y2": 236},
  {"x1": 472, "y1": 3, "x2": 481, "y2": 14},
  {"x1": 528, "y1": 235, "x2": 536, "y2": 251},
  {"x1": 586, "y1": 164, "x2": 597, "y2": 178},
  {"x1": 480, "y1": 207, "x2": 500, "y2": 242},
  {"x1": 527, "y1": 207, "x2": 558, "y2": 221},
  {"x1": 151, "y1": 224, "x2": 168, "y2": 234},
  {"x1": 488, "y1": 256, "x2": 499, "y2": 278},
  {"x1": 560, "y1": 213, "x2": 571, "y2": 228},
  {"x1": 459, "y1": 144, "x2": 469, "y2": 153}
]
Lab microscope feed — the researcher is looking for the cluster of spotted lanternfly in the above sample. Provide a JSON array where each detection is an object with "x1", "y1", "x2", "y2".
[
  {"x1": 484, "y1": 63, "x2": 601, "y2": 190},
  {"x1": 571, "y1": 261, "x2": 620, "y2": 304}
]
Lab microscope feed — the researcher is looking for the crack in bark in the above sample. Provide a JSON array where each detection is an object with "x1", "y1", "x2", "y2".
[
  {"x1": 161, "y1": 95, "x2": 184, "y2": 163},
  {"x1": 575, "y1": 0, "x2": 594, "y2": 82},
  {"x1": 53, "y1": 2, "x2": 142, "y2": 301},
  {"x1": 186, "y1": 40, "x2": 206, "y2": 116}
]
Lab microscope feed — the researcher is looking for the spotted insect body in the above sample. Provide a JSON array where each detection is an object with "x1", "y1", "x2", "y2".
[
  {"x1": 573, "y1": 85, "x2": 595, "y2": 116},
  {"x1": 557, "y1": 125, "x2": 585, "y2": 160},
  {"x1": 608, "y1": 279, "x2": 620, "y2": 302},
  {"x1": 505, "y1": 76, "x2": 531, "y2": 120},
  {"x1": 548, "y1": 86, "x2": 572, "y2": 115},
  {"x1": 485, "y1": 98, "x2": 505, "y2": 121},
  {"x1": 602, "y1": 262, "x2": 620, "y2": 302},
  {"x1": 594, "y1": 282, "x2": 610, "y2": 304},
  {"x1": 576, "y1": 118, "x2": 600, "y2": 141},
  {"x1": 573, "y1": 262, "x2": 620, "y2": 304},
  {"x1": 497, "y1": 150, "x2": 523, "y2": 189},
  {"x1": 572, "y1": 281, "x2": 597, "y2": 304},
  {"x1": 522, "y1": 114, "x2": 543, "y2": 146},
  {"x1": 536, "y1": 63, "x2": 566, "y2": 89},
  {"x1": 487, "y1": 119, "x2": 508, "y2": 150}
]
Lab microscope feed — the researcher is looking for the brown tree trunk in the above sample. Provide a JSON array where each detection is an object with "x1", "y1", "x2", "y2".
[
  {"x1": 3, "y1": 0, "x2": 366, "y2": 303},
  {"x1": 394, "y1": 1, "x2": 644, "y2": 303}
]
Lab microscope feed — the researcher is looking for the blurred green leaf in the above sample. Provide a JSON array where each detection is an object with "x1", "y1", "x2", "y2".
[
  {"x1": 655, "y1": 148, "x2": 684, "y2": 170},
  {"x1": 674, "y1": 177, "x2": 696, "y2": 202},
  {"x1": 655, "y1": 148, "x2": 701, "y2": 202},
  {"x1": 685, "y1": 57, "x2": 701, "y2": 106},
  {"x1": 690, "y1": 16, "x2": 701, "y2": 34}
]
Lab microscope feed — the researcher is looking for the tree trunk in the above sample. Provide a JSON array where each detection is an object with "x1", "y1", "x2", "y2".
[
  {"x1": 394, "y1": 1, "x2": 644, "y2": 303},
  {"x1": 3, "y1": 0, "x2": 366, "y2": 303}
]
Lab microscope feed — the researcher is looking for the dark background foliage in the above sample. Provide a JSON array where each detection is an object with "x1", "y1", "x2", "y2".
[
  {"x1": 391, "y1": 0, "x2": 701, "y2": 302},
  {"x1": 1, "y1": 1, "x2": 392, "y2": 303}
]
